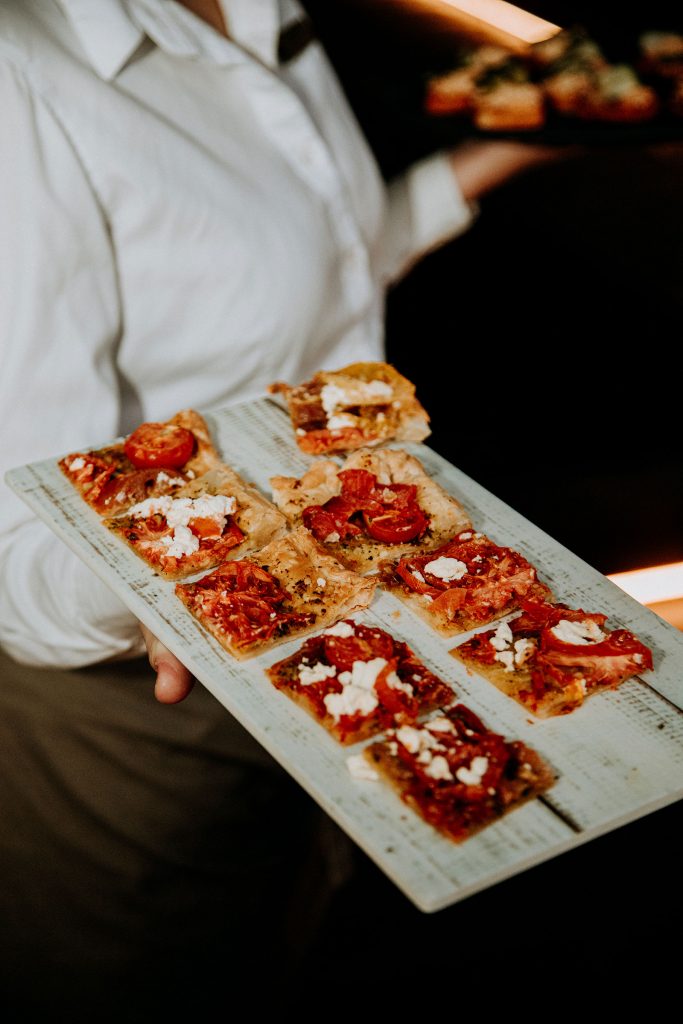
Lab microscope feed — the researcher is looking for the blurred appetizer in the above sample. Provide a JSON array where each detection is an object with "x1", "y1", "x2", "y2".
[
  {"x1": 267, "y1": 619, "x2": 453, "y2": 744},
  {"x1": 639, "y1": 30, "x2": 683, "y2": 79},
  {"x1": 271, "y1": 448, "x2": 471, "y2": 574},
  {"x1": 472, "y1": 61, "x2": 544, "y2": 131},
  {"x1": 269, "y1": 361, "x2": 430, "y2": 455},
  {"x1": 425, "y1": 46, "x2": 510, "y2": 115},
  {"x1": 452, "y1": 598, "x2": 653, "y2": 717}
]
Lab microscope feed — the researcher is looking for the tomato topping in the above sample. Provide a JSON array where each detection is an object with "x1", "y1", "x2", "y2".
[
  {"x1": 189, "y1": 516, "x2": 225, "y2": 540},
  {"x1": 323, "y1": 626, "x2": 395, "y2": 671},
  {"x1": 196, "y1": 561, "x2": 288, "y2": 602},
  {"x1": 124, "y1": 422, "x2": 196, "y2": 469},
  {"x1": 363, "y1": 507, "x2": 429, "y2": 543},
  {"x1": 336, "y1": 469, "x2": 375, "y2": 500},
  {"x1": 297, "y1": 427, "x2": 376, "y2": 455},
  {"x1": 391, "y1": 534, "x2": 546, "y2": 623},
  {"x1": 303, "y1": 469, "x2": 430, "y2": 546},
  {"x1": 180, "y1": 560, "x2": 314, "y2": 649}
]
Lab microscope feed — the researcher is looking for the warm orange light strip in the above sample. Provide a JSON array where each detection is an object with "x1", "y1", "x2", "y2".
[
  {"x1": 607, "y1": 562, "x2": 683, "y2": 606},
  {"x1": 437, "y1": 0, "x2": 560, "y2": 43}
]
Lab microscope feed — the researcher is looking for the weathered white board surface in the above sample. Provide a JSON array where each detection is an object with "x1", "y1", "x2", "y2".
[{"x1": 7, "y1": 397, "x2": 683, "y2": 912}]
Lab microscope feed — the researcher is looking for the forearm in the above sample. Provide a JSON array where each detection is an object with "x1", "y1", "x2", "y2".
[{"x1": 449, "y1": 139, "x2": 574, "y2": 202}]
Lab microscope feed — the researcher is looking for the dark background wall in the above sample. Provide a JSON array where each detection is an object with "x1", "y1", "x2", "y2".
[{"x1": 305, "y1": 0, "x2": 682, "y2": 575}]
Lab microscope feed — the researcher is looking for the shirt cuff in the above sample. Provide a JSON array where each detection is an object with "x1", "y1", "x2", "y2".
[
  {"x1": 381, "y1": 151, "x2": 478, "y2": 284},
  {"x1": 405, "y1": 150, "x2": 478, "y2": 257}
]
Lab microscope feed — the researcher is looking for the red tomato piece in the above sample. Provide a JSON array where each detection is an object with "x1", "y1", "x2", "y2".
[
  {"x1": 124, "y1": 422, "x2": 196, "y2": 469},
  {"x1": 363, "y1": 507, "x2": 429, "y2": 544}
]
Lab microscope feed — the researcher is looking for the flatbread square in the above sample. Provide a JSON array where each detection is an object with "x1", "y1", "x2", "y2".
[
  {"x1": 379, "y1": 529, "x2": 552, "y2": 636},
  {"x1": 363, "y1": 704, "x2": 555, "y2": 842},
  {"x1": 271, "y1": 448, "x2": 471, "y2": 573},
  {"x1": 175, "y1": 526, "x2": 376, "y2": 660},
  {"x1": 451, "y1": 599, "x2": 653, "y2": 717},
  {"x1": 266, "y1": 619, "x2": 454, "y2": 744},
  {"x1": 105, "y1": 466, "x2": 287, "y2": 580},
  {"x1": 269, "y1": 361, "x2": 430, "y2": 455}
]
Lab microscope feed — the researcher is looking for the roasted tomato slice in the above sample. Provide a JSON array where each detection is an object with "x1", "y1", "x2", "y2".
[
  {"x1": 323, "y1": 625, "x2": 395, "y2": 671},
  {"x1": 363, "y1": 507, "x2": 429, "y2": 544},
  {"x1": 124, "y1": 422, "x2": 196, "y2": 469},
  {"x1": 337, "y1": 468, "x2": 376, "y2": 500}
]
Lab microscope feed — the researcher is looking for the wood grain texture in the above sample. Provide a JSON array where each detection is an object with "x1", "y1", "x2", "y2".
[{"x1": 6, "y1": 396, "x2": 683, "y2": 912}]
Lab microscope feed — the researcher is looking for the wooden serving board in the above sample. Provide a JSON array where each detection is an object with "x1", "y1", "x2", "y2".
[{"x1": 6, "y1": 396, "x2": 683, "y2": 912}]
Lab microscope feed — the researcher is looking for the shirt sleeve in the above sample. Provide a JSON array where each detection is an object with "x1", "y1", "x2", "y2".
[
  {"x1": 377, "y1": 151, "x2": 478, "y2": 286},
  {"x1": 0, "y1": 58, "x2": 145, "y2": 668}
]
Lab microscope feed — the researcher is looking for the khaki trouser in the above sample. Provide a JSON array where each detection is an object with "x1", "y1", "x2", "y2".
[{"x1": 0, "y1": 650, "x2": 345, "y2": 1017}]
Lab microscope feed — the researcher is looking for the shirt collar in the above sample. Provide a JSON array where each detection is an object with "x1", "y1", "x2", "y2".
[{"x1": 59, "y1": 0, "x2": 287, "y2": 80}]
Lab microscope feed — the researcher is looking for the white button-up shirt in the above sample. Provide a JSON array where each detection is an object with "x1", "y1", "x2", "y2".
[{"x1": 0, "y1": 0, "x2": 475, "y2": 667}]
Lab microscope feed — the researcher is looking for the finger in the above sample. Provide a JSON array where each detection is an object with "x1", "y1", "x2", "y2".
[
  {"x1": 154, "y1": 655, "x2": 195, "y2": 705},
  {"x1": 140, "y1": 623, "x2": 195, "y2": 704}
]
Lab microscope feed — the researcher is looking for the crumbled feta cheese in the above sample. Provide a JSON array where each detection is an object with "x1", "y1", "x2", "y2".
[
  {"x1": 324, "y1": 531, "x2": 340, "y2": 544},
  {"x1": 323, "y1": 621, "x2": 355, "y2": 638},
  {"x1": 387, "y1": 741, "x2": 399, "y2": 756},
  {"x1": 422, "y1": 594, "x2": 433, "y2": 602},
  {"x1": 68, "y1": 456, "x2": 86, "y2": 471},
  {"x1": 115, "y1": 490, "x2": 127, "y2": 503},
  {"x1": 327, "y1": 414, "x2": 356, "y2": 431},
  {"x1": 365, "y1": 380, "x2": 393, "y2": 400},
  {"x1": 296, "y1": 428, "x2": 306, "y2": 436},
  {"x1": 634, "y1": 653, "x2": 644, "y2": 665},
  {"x1": 320, "y1": 383, "x2": 349, "y2": 416},
  {"x1": 427, "y1": 717, "x2": 456, "y2": 734},
  {"x1": 513, "y1": 637, "x2": 536, "y2": 667},
  {"x1": 424, "y1": 556, "x2": 467, "y2": 583},
  {"x1": 346, "y1": 754, "x2": 378, "y2": 781},
  {"x1": 550, "y1": 618, "x2": 607, "y2": 645},
  {"x1": 316, "y1": 577, "x2": 326, "y2": 588},
  {"x1": 298, "y1": 662, "x2": 337, "y2": 686},
  {"x1": 156, "y1": 471, "x2": 185, "y2": 486},
  {"x1": 456, "y1": 756, "x2": 489, "y2": 787},
  {"x1": 490, "y1": 621, "x2": 514, "y2": 652},
  {"x1": 160, "y1": 524, "x2": 199, "y2": 559},
  {"x1": 459, "y1": 532, "x2": 473, "y2": 540},
  {"x1": 424, "y1": 755, "x2": 454, "y2": 782},
  {"x1": 495, "y1": 650, "x2": 515, "y2": 672},
  {"x1": 323, "y1": 658, "x2": 390, "y2": 722},
  {"x1": 128, "y1": 493, "x2": 237, "y2": 560},
  {"x1": 576, "y1": 677, "x2": 587, "y2": 695},
  {"x1": 321, "y1": 379, "x2": 393, "y2": 418},
  {"x1": 385, "y1": 671, "x2": 413, "y2": 697},
  {"x1": 128, "y1": 493, "x2": 236, "y2": 528},
  {"x1": 396, "y1": 725, "x2": 443, "y2": 755},
  {"x1": 471, "y1": 555, "x2": 483, "y2": 563}
]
